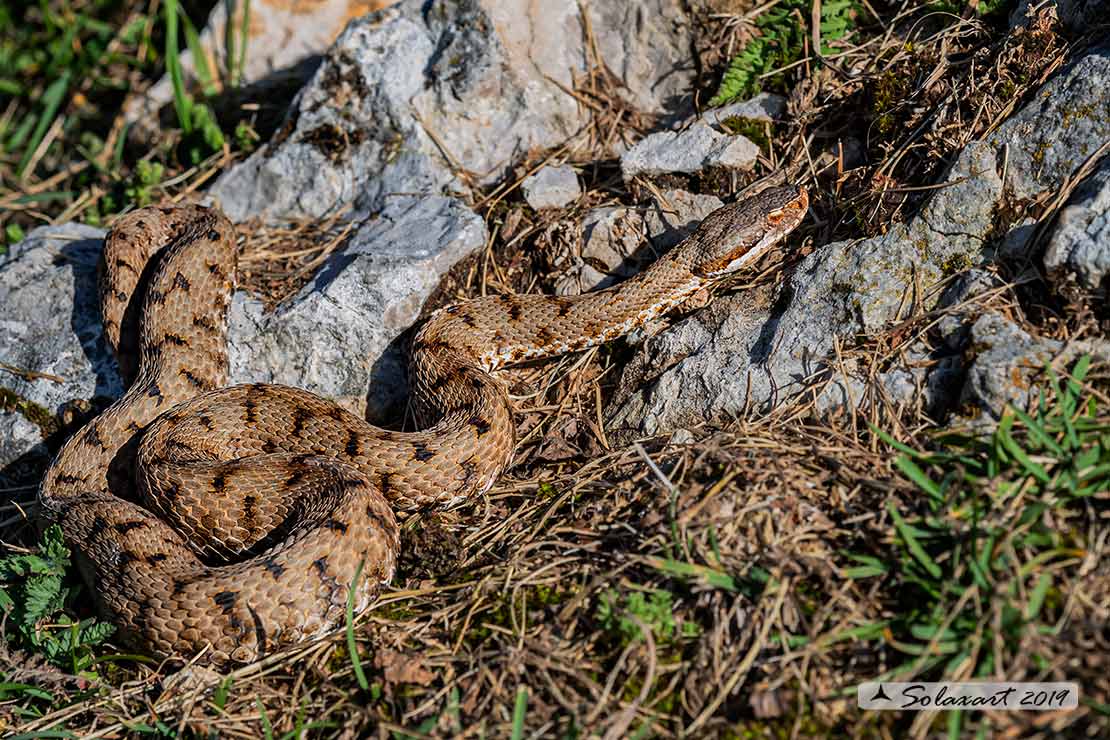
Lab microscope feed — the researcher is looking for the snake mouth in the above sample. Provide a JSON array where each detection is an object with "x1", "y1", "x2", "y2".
[{"x1": 767, "y1": 186, "x2": 809, "y2": 230}]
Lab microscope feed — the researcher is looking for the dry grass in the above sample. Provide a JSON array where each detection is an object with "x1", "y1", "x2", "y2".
[{"x1": 2, "y1": 1, "x2": 1109, "y2": 738}]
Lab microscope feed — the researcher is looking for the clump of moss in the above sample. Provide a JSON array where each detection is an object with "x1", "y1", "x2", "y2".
[
  {"x1": 719, "y1": 115, "x2": 773, "y2": 155},
  {"x1": 0, "y1": 388, "x2": 57, "y2": 436},
  {"x1": 941, "y1": 252, "x2": 973, "y2": 276}
]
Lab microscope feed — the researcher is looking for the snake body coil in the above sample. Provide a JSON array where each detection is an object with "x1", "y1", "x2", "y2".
[{"x1": 39, "y1": 186, "x2": 808, "y2": 664}]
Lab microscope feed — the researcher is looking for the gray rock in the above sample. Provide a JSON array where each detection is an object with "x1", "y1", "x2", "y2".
[
  {"x1": 212, "y1": 0, "x2": 702, "y2": 222},
  {"x1": 228, "y1": 195, "x2": 487, "y2": 419},
  {"x1": 620, "y1": 92, "x2": 786, "y2": 181},
  {"x1": 988, "y1": 44, "x2": 1110, "y2": 201},
  {"x1": 935, "y1": 268, "x2": 1006, "y2": 349},
  {"x1": 621, "y1": 123, "x2": 760, "y2": 180},
  {"x1": 1044, "y1": 156, "x2": 1110, "y2": 289},
  {"x1": 702, "y1": 93, "x2": 788, "y2": 127},
  {"x1": 211, "y1": 5, "x2": 445, "y2": 222},
  {"x1": 584, "y1": 0, "x2": 698, "y2": 117},
  {"x1": 522, "y1": 165, "x2": 581, "y2": 210},
  {"x1": 959, "y1": 313, "x2": 1110, "y2": 425},
  {"x1": 959, "y1": 314, "x2": 1060, "y2": 423},
  {"x1": 812, "y1": 343, "x2": 956, "y2": 420},
  {"x1": 0, "y1": 411, "x2": 50, "y2": 486},
  {"x1": 608, "y1": 44, "x2": 1110, "y2": 438},
  {"x1": 556, "y1": 190, "x2": 722, "y2": 295},
  {"x1": 0, "y1": 223, "x2": 120, "y2": 418}
]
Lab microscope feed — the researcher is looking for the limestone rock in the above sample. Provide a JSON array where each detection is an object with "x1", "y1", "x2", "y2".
[
  {"x1": 124, "y1": 0, "x2": 394, "y2": 132},
  {"x1": 959, "y1": 313, "x2": 1110, "y2": 424},
  {"x1": 0, "y1": 411, "x2": 50, "y2": 486},
  {"x1": 621, "y1": 123, "x2": 759, "y2": 180},
  {"x1": 212, "y1": 0, "x2": 702, "y2": 222},
  {"x1": 0, "y1": 223, "x2": 121, "y2": 416},
  {"x1": 584, "y1": 0, "x2": 698, "y2": 117},
  {"x1": 987, "y1": 44, "x2": 1110, "y2": 201},
  {"x1": 522, "y1": 165, "x2": 581, "y2": 211},
  {"x1": 1044, "y1": 156, "x2": 1110, "y2": 290},
  {"x1": 702, "y1": 93, "x2": 788, "y2": 127},
  {"x1": 620, "y1": 93, "x2": 785, "y2": 181}
]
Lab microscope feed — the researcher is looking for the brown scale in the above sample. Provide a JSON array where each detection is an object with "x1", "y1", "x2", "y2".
[{"x1": 38, "y1": 186, "x2": 808, "y2": 664}]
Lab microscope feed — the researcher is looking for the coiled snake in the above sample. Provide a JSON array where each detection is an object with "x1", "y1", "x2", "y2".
[{"x1": 38, "y1": 185, "x2": 808, "y2": 664}]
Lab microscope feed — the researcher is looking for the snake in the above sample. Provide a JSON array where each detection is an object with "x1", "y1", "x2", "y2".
[{"x1": 38, "y1": 185, "x2": 808, "y2": 664}]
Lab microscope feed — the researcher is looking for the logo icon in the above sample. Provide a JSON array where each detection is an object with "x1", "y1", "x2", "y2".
[{"x1": 869, "y1": 684, "x2": 891, "y2": 703}]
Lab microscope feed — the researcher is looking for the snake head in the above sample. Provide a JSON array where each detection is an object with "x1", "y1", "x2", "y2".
[{"x1": 690, "y1": 185, "x2": 808, "y2": 279}]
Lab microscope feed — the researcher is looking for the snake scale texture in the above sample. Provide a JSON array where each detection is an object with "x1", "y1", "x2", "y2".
[{"x1": 38, "y1": 185, "x2": 808, "y2": 664}]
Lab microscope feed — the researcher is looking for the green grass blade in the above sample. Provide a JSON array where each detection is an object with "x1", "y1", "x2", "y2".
[
  {"x1": 164, "y1": 0, "x2": 193, "y2": 133},
  {"x1": 842, "y1": 552, "x2": 888, "y2": 579},
  {"x1": 17, "y1": 71, "x2": 70, "y2": 177},
  {"x1": 869, "y1": 422, "x2": 929, "y2": 460},
  {"x1": 180, "y1": 8, "x2": 216, "y2": 96},
  {"x1": 997, "y1": 413, "x2": 1050, "y2": 484},
  {"x1": 894, "y1": 455, "x2": 944, "y2": 502},
  {"x1": 256, "y1": 697, "x2": 274, "y2": 740},
  {"x1": 237, "y1": 0, "x2": 252, "y2": 86},
  {"x1": 5, "y1": 112, "x2": 36, "y2": 153},
  {"x1": 345, "y1": 558, "x2": 369, "y2": 690},
  {"x1": 888, "y1": 501, "x2": 942, "y2": 579},
  {"x1": 511, "y1": 685, "x2": 528, "y2": 740},
  {"x1": 1065, "y1": 355, "x2": 1090, "y2": 408},
  {"x1": 1024, "y1": 572, "x2": 1052, "y2": 621},
  {"x1": 1011, "y1": 406, "x2": 1063, "y2": 455},
  {"x1": 649, "y1": 557, "x2": 738, "y2": 591}
]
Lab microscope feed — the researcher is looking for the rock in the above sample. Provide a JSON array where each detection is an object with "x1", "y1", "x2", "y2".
[
  {"x1": 584, "y1": 0, "x2": 698, "y2": 117},
  {"x1": 1044, "y1": 156, "x2": 1110, "y2": 290},
  {"x1": 620, "y1": 123, "x2": 760, "y2": 180},
  {"x1": 989, "y1": 44, "x2": 1110, "y2": 201},
  {"x1": 0, "y1": 223, "x2": 121, "y2": 417},
  {"x1": 812, "y1": 343, "x2": 961, "y2": 421},
  {"x1": 619, "y1": 92, "x2": 785, "y2": 181},
  {"x1": 959, "y1": 314, "x2": 1060, "y2": 423},
  {"x1": 212, "y1": 0, "x2": 702, "y2": 222},
  {"x1": 228, "y1": 195, "x2": 487, "y2": 419},
  {"x1": 959, "y1": 313, "x2": 1110, "y2": 424},
  {"x1": 522, "y1": 165, "x2": 581, "y2": 210},
  {"x1": 702, "y1": 93, "x2": 788, "y2": 127},
  {"x1": 556, "y1": 190, "x2": 723, "y2": 295},
  {"x1": 0, "y1": 411, "x2": 50, "y2": 485},
  {"x1": 0, "y1": 221, "x2": 121, "y2": 474},
  {"x1": 124, "y1": 0, "x2": 394, "y2": 132},
  {"x1": 934, "y1": 268, "x2": 1007, "y2": 349},
  {"x1": 607, "y1": 44, "x2": 1110, "y2": 439}
]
